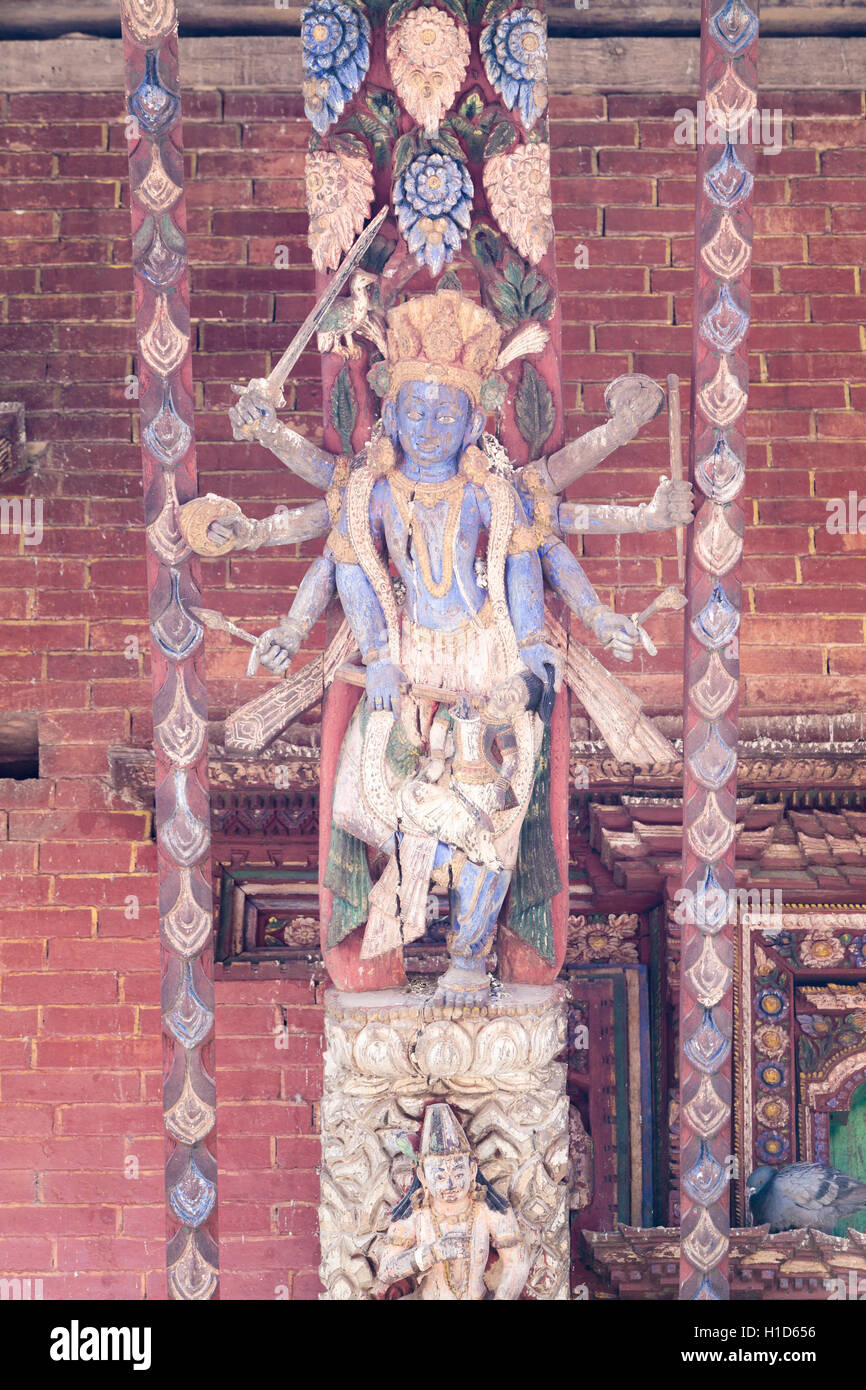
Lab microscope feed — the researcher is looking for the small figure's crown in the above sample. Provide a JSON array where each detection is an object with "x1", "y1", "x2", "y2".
[
  {"x1": 419, "y1": 1102, "x2": 472, "y2": 1158},
  {"x1": 385, "y1": 290, "x2": 502, "y2": 407}
]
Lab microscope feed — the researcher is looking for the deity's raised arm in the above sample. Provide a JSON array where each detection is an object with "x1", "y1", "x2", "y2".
[{"x1": 228, "y1": 380, "x2": 338, "y2": 492}]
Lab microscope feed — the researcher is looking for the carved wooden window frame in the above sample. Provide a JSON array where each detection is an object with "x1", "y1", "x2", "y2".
[
  {"x1": 213, "y1": 865, "x2": 324, "y2": 980},
  {"x1": 736, "y1": 905, "x2": 866, "y2": 1223}
]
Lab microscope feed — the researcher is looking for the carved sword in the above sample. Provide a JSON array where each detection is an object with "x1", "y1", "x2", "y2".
[{"x1": 232, "y1": 204, "x2": 388, "y2": 413}]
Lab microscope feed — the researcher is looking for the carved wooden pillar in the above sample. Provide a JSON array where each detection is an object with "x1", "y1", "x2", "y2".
[
  {"x1": 118, "y1": 0, "x2": 219, "y2": 1300},
  {"x1": 678, "y1": 0, "x2": 758, "y2": 1301}
]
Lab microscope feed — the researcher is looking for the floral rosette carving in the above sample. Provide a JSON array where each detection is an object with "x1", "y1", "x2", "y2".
[
  {"x1": 755, "y1": 1094, "x2": 789, "y2": 1129},
  {"x1": 480, "y1": 7, "x2": 548, "y2": 132},
  {"x1": 394, "y1": 150, "x2": 474, "y2": 273},
  {"x1": 387, "y1": 7, "x2": 470, "y2": 136},
  {"x1": 754, "y1": 1022, "x2": 787, "y2": 1058},
  {"x1": 484, "y1": 142, "x2": 553, "y2": 265},
  {"x1": 566, "y1": 913, "x2": 639, "y2": 965},
  {"x1": 800, "y1": 932, "x2": 846, "y2": 969},
  {"x1": 306, "y1": 148, "x2": 375, "y2": 271},
  {"x1": 302, "y1": 0, "x2": 371, "y2": 135}
]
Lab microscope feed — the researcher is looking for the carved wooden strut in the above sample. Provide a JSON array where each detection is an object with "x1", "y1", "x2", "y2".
[
  {"x1": 678, "y1": 0, "x2": 758, "y2": 1302},
  {"x1": 118, "y1": 0, "x2": 220, "y2": 1301}
]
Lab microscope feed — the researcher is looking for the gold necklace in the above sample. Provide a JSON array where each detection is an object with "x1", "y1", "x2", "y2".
[
  {"x1": 389, "y1": 471, "x2": 466, "y2": 600},
  {"x1": 429, "y1": 1202, "x2": 477, "y2": 1300}
]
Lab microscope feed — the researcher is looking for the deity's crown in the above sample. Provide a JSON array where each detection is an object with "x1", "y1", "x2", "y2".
[
  {"x1": 419, "y1": 1103, "x2": 472, "y2": 1158},
  {"x1": 384, "y1": 290, "x2": 502, "y2": 409}
]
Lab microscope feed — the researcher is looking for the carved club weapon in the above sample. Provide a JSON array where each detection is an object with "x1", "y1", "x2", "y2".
[
  {"x1": 630, "y1": 584, "x2": 689, "y2": 657},
  {"x1": 190, "y1": 606, "x2": 265, "y2": 676}
]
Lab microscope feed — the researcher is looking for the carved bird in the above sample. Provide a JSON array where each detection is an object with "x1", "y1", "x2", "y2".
[
  {"x1": 746, "y1": 1162, "x2": 866, "y2": 1233},
  {"x1": 315, "y1": 270, "x2": 386, "y2": 359}
]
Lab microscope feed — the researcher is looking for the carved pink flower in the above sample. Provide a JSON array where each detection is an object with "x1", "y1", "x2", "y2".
[
  {"x1": 484, "y1": 142, "x2": 554, "y2": 265},
  {"x1": 305, "y1": 149, "x2": 374, "y2": 272},
  {"x1": 388, "y1": 7, "x2": 470, "y2": 136},
  {"x1": 800, "y1": 932, "x2": 845, "y2": 968}
]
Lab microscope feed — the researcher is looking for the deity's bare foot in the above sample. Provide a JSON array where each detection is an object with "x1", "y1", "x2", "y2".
[{"x1": 433, "y1": 964, "x2": 491, "y2": 1009}]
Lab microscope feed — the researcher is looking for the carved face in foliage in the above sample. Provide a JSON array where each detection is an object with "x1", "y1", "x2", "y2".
[
  {"x1": 385, "y1": 381, "x2": 484, "y2": 472},
  {"x1": 420, "y1": 1152, "x2": 477, "y2": 1206}
]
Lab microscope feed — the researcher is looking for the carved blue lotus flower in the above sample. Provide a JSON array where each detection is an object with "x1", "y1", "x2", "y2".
[
  {"x1": 394, "y1": 151, "x2": 474, "y2": 274},
  {"x1": 301, "y1": 0, "x2": 371, "y2": 135},
  {"x1": 480, "y1": 8, "x2": 548, "y2": 132},
  {"x1": 850, "y1": 935, "x2": 866, "y2": 967}
]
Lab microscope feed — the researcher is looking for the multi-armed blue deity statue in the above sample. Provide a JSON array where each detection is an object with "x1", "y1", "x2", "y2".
[{"x1": 202, "y1": 285, "x2": 692, "y2": 1006}]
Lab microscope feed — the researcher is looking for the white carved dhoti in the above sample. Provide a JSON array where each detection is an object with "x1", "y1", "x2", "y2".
[{"x1": 331, "y1": 610, "x2": 542, "y2": 961}]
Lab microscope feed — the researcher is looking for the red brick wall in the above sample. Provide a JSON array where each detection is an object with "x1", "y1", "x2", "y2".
[{"x1": 0, "y1": 83, "x2": 864, "y2": 1297}]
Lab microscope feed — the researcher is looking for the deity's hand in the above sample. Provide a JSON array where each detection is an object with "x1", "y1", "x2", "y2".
[
  {"x1": 206, "y1": 513, "x2": 256, "y2": 550},
  {"x1": 229, "y1": 379, "x2": 279, "y2": 441},
  {"x1": 606, "y1": 374, "x2": 666, "y2": 446},
  {"x1": 519, "y1": 642, "x2": 564, "y2": 695},
  {"x1": 646, "y1": 476, "x2": 695, "y2": 530},
  {"x1": 253, "y1": 619, "x2": 304, "y2": 675},
  {"x1": 588, "y1": 607, "x2": 641, "y2": 662},
  {"x1": 366, "y1": 659, "x2": 405, "y2": 715},
  {"x1": 431, "y1": 1234, "x2": 471, "y2": 1262}
]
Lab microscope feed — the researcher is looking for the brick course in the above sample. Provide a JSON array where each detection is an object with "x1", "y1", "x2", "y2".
[{"x1": 0, "y1": 82, "x2": 864, "y2": 1299}]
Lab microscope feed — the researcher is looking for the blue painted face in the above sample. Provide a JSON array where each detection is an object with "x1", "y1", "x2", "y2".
[{"x1": 391, "y1": 381, "x2": 477, "y2": 471}]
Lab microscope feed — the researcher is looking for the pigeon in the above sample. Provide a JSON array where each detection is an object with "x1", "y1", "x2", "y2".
[{"x1": 746, "y1": 1162, "x2": 866, "y2": 1233}]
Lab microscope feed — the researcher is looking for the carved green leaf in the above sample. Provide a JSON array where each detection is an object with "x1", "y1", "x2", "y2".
[
  {"x1": 392, "y1": 131, "x2": 417, "y2": 180},
  {"x1": 342, "y1": 112, "x2": 390, "y2": 168},
  {"x1": 429, "y1": 127, "x2": 464, "y2": 162},
  {"x1": 332, "y1": 130, "x2": 368, "y2": 161},
  {"x1": 527, "y1": 283, "x2": 550, "y2": 315},
  {"x1": 483, "y1": 117, "x2": 519, "y2": 160},
  {"x1": 442, "y1": 114, "x2": 484, "y2": 163},
  {"x1": 367, "y1": 87, "x2": 400, "y2": 138},
  {"x1": 459, "y1": 89, "x2": 485, "y2": 123},
  {"x1": 504, "y1": 256, "x2": 524, "y2": 289},
  {"x1": 330, "y1": 366, "x2": 358, "y2": 454},
  {"x1": 482, "y1": 0, "x2": 515, "y2": 21},
  {"x1": 488, "y1": 254, "x2": 555, "y2": 327},
  {"x1": 444, "y1": 90, "x2": 497, "y2": 162},
  {"x1": 515, "y1": 361, "x2": 555, "y2": 458},
  {"x1": 487, "y1": 280, "x2": 520, "y2": 327},
  {"x1": 387, "y1": 0, "x2": 417, "y2": 27},
  {"x1": 469, "y1": 222, "x2": 504, "y2": 269}
]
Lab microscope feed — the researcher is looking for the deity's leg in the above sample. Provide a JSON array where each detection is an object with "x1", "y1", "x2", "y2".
[{"x1": 433, "y1": 847, "x2": 511, "y2": 1006}]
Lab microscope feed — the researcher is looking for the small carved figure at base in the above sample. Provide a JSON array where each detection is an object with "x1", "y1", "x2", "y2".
[{"x1": 374, "y1": 1103, "x2": 530, "y2": 1300}]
